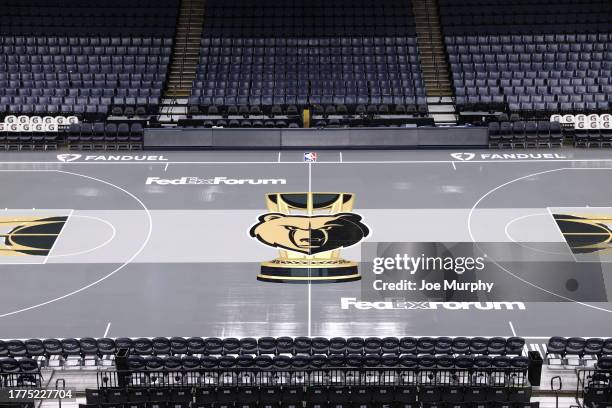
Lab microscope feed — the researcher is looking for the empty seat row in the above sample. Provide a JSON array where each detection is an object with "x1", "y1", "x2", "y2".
[
  {"x1": 453, "y1": 69, "x2": 612, "y2": 82},
  {"x1": 1, "y1": 48, "x2": 171, "y2": 58},
  {"x1": 488, "y1": 121, "x2": 563, "y2": 148},
  {"x1": 573, "y1": 127, "x2": 612, "y2": 147},
  {"x1": 82, "y1": 402, "x2": 539, "y2": 408},
  {"x1": 546, "y1": 337, "x2": 612, "y2": 358},
  {"x1": 0, "y1": 357, "x2": 41, "y2": 373},
  {"x1": 0, "y1": 121, "x2": 142, "y2": 151},
  {"x1": 85, "y1": 388, "x2": 536, "y2": 408},
  {"x1": 0, "y1": 337, "x2": 526, "y2": 362},
  {"x1": 86, "y1": 387, "x2": 534, "y2": 407},
  {"x1": 0, "y1": 36, "x2": 173, "y2": 47},
  {"x1": 193, "y1": 0, "x2": 425, "y2": 117},
  {"x1": 65, "y1": 122, "x2": 144, "y2": 150},
  {"x1": 0, "y1": 20, "x2": 173, "y2": 117},
  {"x1": 190, "y1": 119, "x2": 300, "y2": 129},
  {"x1": 124, "y1": 354, "x2": 531, "y2": 374},
  {"x1": 446, "y1": 33, "x2": 612, "y2": 45},
  {"x1": 441, "y1": 0, "x2": 612, "y2": 120},
  {"x1": 202, "y1": 37, "x2": 418, "y2": 48}
]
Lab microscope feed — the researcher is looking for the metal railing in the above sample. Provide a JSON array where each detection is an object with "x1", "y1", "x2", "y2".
[
  {"x1": 0, "y1": 372, "x2": 43, "y2": 389},
  {"x1": 97, "y1": 367, "x2": 530, "y2": 389},
  {"x1": 576, "y1": 367, "x2": 612, "y2": 408}
]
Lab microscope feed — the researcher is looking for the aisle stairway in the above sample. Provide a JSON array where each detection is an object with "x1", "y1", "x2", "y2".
[
  {"x1": 412, "y1": 0, "x2": 456, "y2": 124},
  {"x1": 164, "y1": 0, "x2": 205, "y2": 99}
]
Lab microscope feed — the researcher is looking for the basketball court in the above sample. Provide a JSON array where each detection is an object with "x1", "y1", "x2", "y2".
[{"x1": 1, "y1": 148, "x2": 612, "y2": 356}]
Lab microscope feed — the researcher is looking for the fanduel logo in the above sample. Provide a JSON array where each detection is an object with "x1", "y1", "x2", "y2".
[
  {"x1": 450, "y1": 152, "x2": 475, "y2": 161},
  {"x1": 450, "y1": 152, "x2": 566, "y2": 161},
  {"x1": 146, "y1": 177, "x2": 287, "y2": 185},
  {"x1": 340, "y1": 297, "x2": 526, "y2": 311},
  {"x1": 57, "y1": 154, "x2": 82, "y2": 162},
  {"x1": 57, "y1": 155, "x2": 168, "y2": 162}
]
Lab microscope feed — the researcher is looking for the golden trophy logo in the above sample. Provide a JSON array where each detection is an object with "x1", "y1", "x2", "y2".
[
  {"x1": 249, "y1": 192, "x2": 369, "y2": 283},
  {"x1": 0, "y1": 216, "x2": 68, "y2": 257},
  {"x1": 553, "y1": 214, "x2": 612, "y2": 254}
]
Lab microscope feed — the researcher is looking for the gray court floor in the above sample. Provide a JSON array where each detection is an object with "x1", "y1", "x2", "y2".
[{"x1": 1, "y1": 148, "x2": 612, "y2": 347}]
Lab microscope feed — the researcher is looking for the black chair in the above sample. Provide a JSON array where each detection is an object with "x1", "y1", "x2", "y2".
[
  {"x1": 381, "y1": 337, "x2": 399, "y2": 355},
  {"x1": 25, "y1": 339, "x2": 45, "y2": 360},
  {"x1": 305, "y1": 385, "x2": 328, "y2": 408},
  {"x1": 7, "y1": 340, "x2": 27, "y2": 358},
  {"x1": 133, "y1": 338, "x2": 153, "y2": 356},
  {"x1": 546, "y1": 337, "x2": 567, "y2": 364},
  {"x1": 205, "y1": 338, "x2": 224, "y2": 355},
  {"x1": 434, "y1": 337, "x2": 452, "y2": 355},
  {"x1": 346, "y1": 337, "x2": 364, "y2": 355},
  {"x1": 417, "y1": 337, "x2": 436, "y2": 355},
  {"x1": 170, "y1": 337, "x2": 188, "y2": 356},
  {"x1": 487, "y1": 337, "x2": 507, "y2": 355},
  {"x1": 505, "y1": 337, "x2": 525, "y2": 356},
  {"x1": 126, "y1": 355, "x2": 146, "y2": 371},
  {"x1": 222, "y1": 338, "x2": 240, "y2": 355},
  {"x1": 43, "y1": 338, "x2": 63, "y2": 367},
  {"x1": 181, "y1": 355, "x2": 200, "y2": 371},
  {"x1": 469, "y1": 337, "x2": 488, "y2": 355},
  {"x1": 186, "y1": 337, "x2": 206, "y2": 356},
  {"x1": 239, "y1": 337, "x2": 258, "y2": 355},
  {"x1": 312, "y1": 337, "x2": 330, "y2": 355},
  {"x1": 276, "y1": 337, "x2": 294, "y2": 355},
  {"x1": 107, "y1": 388, "x2": 129, "y2": 404},
  {"x1": 128, "y1": 388, "x2": 149, "y2": 403},
  {"x1": 86, "y1": 389, "x2": 107, "y2": 405},
  {"x1": 281, "y1": 386, "x2": 304, "y2": 408},
  {"x1": 79, "y1": 337, "x2": 99, "y2": 366},
  {"x1": 115, "y1": 337, "x2": 134, "y2": 353},
  {"x1": 565, "y1": 337, "x2": 586, "y2": 360},
  {"x1": 257, "y1": 337, "x2": 276, "y2": 355},
  {"x1": 95, "y1": 338, "x2": 115, "y2": 366},
  {"x1": 399, "y1": 337, "x2": 417, "y2": 354}
]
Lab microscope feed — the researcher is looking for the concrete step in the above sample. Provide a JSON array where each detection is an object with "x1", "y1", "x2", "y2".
[
  {"x1": 431, "y1": 113, "x2": 457, "y2": 124},
  {"x1": 427, "y1": 103, "x2": 456, "y2": 114},
  {"x1": 413, "y1": 0, "x2": 454, "y2": 99},
  {"x1": 428, "y1": 96, "x2": 454, "y2": 103},
  {"x1": 163, "y1": 0, "x2": 205, "y2": 101}
]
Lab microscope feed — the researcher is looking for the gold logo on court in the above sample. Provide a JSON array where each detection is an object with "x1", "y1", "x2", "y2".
[
  {"x1": 249, "y1": 193, "x2": 369, "y2": 283},
  {"x1": 553, "y1": 214, "x2": 612, "y2": 254},
  {"x1": 0, "y1": 217, "x2": 68, "y2": 257}
]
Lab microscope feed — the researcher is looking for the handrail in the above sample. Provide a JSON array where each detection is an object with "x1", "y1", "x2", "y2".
[
  {"x1": 0, "y1": 371, "x2": 43, "y2": 389},
  {"x1": 97, "y1": 367, "x2": 530, "y2": 389}
]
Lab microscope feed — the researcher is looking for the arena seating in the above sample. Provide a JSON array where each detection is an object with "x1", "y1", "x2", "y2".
[
  {"x1": 0, "y1": 357, "x2": 41, "y2": 388},
  {"x1": 66, "y1": 122, "x2": 144, "y2": 150},
  {"x1": 488, "y1": 119, "x2": 563, "y2": 148},
  {"x1": 0, "y1": 0, "x2": 178, "y2": 148},
  {"x1": 82, "y1": 349, "x2": 535, "y2": 408},
  {"x1": 0, "y1": 337, "x2": 526, "y2": 369},
  {"x1": 545, "y1": 337, "x2": 612, "y2": 368},
  {"x1": 188, "y1": 0, "x2": 428, "y2": 126},
  {"x1": 440, "y1": 0, "x2": 612, "y2": 118}
]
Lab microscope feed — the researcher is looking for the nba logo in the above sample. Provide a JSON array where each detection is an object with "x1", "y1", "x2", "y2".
[{"x1": 304, "y1": 152, "x2": 317, "y2": 162}]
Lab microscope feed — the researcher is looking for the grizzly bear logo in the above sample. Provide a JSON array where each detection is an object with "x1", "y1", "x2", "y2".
[{"x1": 250, "y1": 213, "x2": 370, "y2": 255}]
